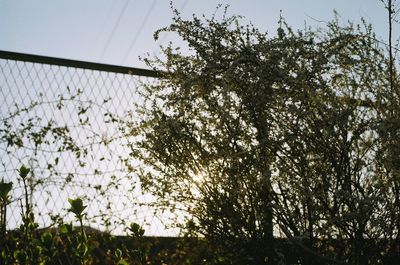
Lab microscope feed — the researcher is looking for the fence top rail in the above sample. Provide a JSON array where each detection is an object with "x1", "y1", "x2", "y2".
[{"x1": 0, "y1": 50, "x2": 161, "y2": 78}]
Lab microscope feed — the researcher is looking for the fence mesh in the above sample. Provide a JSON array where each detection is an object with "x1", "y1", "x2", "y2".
[{"x1": 0, "y1": 53, "x2": 176, "y2": 236}]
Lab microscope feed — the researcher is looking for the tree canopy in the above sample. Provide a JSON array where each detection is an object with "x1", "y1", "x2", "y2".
[{"x1": 125, "y1": 8, "x2": 399, "y2": 264}]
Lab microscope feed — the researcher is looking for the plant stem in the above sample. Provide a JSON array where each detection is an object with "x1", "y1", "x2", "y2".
[
  {"x1": 79, "y1": 216, "x2": 86, "y2": 265},
  {"x1": 3, "y1": 202, "x2": 6, "y2": 235},
  {"x1": 22, "y1": 178, "x2": 30, "y2": 219}
]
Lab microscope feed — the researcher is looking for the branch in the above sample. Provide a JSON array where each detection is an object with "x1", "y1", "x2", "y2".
[{"x1": 277, "y1": 221, "x2": 348, "y2": 265}]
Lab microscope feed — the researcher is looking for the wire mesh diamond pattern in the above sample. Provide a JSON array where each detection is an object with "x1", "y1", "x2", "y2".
[{"x1": 0, "y1": 55, "x2": 173, "y2": 236}]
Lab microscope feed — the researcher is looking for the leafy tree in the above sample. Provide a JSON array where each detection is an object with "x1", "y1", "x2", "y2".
[
  {"x1": 375, "y1": 0, "x2": 400, "y2": 263},
  {"x1": 125, "y1": 7, "x2": 399, "y2": 264},
  {"x1": 271, "y1": 20, "x2": 392, "y2": 264}
]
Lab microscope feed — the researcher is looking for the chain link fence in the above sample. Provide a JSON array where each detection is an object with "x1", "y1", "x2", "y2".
[{"x1": 0, "y1": 51, "x2": 176, "y2": 236}]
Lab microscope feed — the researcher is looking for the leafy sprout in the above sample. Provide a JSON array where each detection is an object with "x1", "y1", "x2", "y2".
[
  {"x1": 128, "y1": 222, "x2": 145, "y2": 238},
  {"x1": 18, "y1": 165, "x2": 30, "y2": 180},
  {"x1": 0, "y1": 179, "x2": 12, "y2": 202},
  {"x1": 68, "y1": 198, "x2": 87, "y2": 219}
]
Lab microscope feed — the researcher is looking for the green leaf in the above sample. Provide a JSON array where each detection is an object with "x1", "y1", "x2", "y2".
[
  {"x1": 118, "y1": 258, "x2": 129, "y2": 265},
  {"x1": 18, "y1": 165, "x2": 30, "y2": 179},
  {"x1": 41, "y1": 232, "x2": 53, "y2": 248},
  {"x1": 128, "y1": 222, "x2": 145, "y2": 238},
  {"x1": 0, "y1": 178, "x2": 13, "y2": 201},
  {"x1": 115, "y1": 248, "x2": 123, "y2": 259},
  {"x1": 68, "y1": 197, "x2": 87, "y2": 218},
  {"x1": 13, "y1": 250, "x2": 27, "y2": 262},
  {"x1": 60, "y1": 223, "x2": 73, "y2": 234}
]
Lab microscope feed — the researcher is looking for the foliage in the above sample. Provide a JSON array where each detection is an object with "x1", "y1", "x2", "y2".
[
  {"x1": 68, "y1": 197, "x2": 89, "y2": 264},
  {"x1": 0, "y1": 84, "x2": 129, "y2": 233},
  {"x1": 0, "y1": 178, "x2": 13, "y2": 263},
  {"x1": 125, "y1": 6, "x2": 400, "y2": 264},
  {"x1": 1, "y1": 3, "x2": 400, "y2": 264},
  {"x1": 68, "y1": 198, "x2": 87, "y2": 220},
  {"x1": 0, "y1": 178, "x2": 12, "y2": 231},
  {"x1": 0, "y1": 166, "x2": 154, "y2": 265}
]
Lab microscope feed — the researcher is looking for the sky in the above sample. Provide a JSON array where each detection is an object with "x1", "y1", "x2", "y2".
[{"x1": 0, "y1": 0, "x2": 394, "y2": 69}]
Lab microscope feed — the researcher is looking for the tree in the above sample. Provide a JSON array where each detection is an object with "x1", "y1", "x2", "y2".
[
  {"x1": 376, "y1": 0, "x2": 400, "y2": 262},
  {"x1": 271, "y1": 20, "x2": 392, "y2": 264},
  {"x1": 126, "y1": 8, "x2": 398, "y2": 264}
]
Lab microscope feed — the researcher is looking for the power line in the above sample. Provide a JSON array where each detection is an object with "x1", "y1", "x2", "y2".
[
  {"x1": 180, "y1": 0, "x2": 189, "y2": 13},
  {"x1": 90, "y1": 1, "x2": 118, "y2": 59},
  {"x1": 121, "y1": 0, "x2": 157, "y2": 65},
  {"x1": 99, "y1": 0, "x2": 130, "y2": 62}
]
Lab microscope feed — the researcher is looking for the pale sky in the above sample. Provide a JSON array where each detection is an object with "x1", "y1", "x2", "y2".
[{"x1": 0, "y1": 0, "x2": 393, "y2": 68}]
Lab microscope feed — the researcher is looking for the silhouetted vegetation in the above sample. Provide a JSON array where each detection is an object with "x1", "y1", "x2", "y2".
[
  {"x1": 124, "y1": 4, "x2": 400, "y2": 264},
  {"x1": 2, "y1": 2, "x2": 400, "y2": 264}
]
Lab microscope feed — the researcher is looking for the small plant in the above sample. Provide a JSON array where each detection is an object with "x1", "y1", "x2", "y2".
[
  {"x1": 0, "y1": 178, "x2": 13, "y2": 236},
  {"x1": 68, "y1": 197, "x2": 87, "y2": 221},
  {"x1": 0, "y1": 178, "x2": 13, "y2": 262},
  {"x1": 39, "y1": 231, "x2": 58, "y2": 263},
  {"x1": 124, "y1": 222, "x2": 147, "y2": 264},
  {"x1": 114, "y1": 248, "x2": 129, "y2": 265},
  {"x1": 68, "y1": 197, "x2": 89, "y2": 264},
  {"x1": 128, "y1": 222, "x2": 145, "y2": 239},
  {"x1": 17, "y1": 165, "x2": 41, "y2": 264},
  {"x1": 1, "y1": 166, "x2": 196, "y2": 264},
  {"x1": 18, "y1": 165, "x2": 31, "y2": 217}
]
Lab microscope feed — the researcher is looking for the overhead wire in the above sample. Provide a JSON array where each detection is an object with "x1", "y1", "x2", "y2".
[
  {"x1": 99, "y1": 0, "x2": 130, "y2": 62},
  {"x1": 121, "y1": 0, "x2": 157, "y2": 65},
  {"x1": 90, "y1": 1, "x2": 118, "y2": 59}
]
